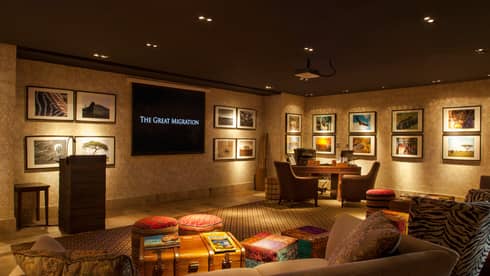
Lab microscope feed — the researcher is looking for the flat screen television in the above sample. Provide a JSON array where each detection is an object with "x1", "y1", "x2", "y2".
[{"x1": 132, "y1": 83, "x2": 205, "y2": 155}]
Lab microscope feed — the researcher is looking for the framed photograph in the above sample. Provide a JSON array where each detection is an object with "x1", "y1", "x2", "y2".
[
  {"x1": 312, "y1": 114, "x2": 336, "y2": 133},
  {"x1": 214, "y1": 106, "x2": 236, "y2": 128},
  {"x1": 286, "y1": 113, "x2": 302, "y2": 133},
  {"x1": 349, "y1": 111, "x2": 376, "y2": 133},
  {"x1": 442, "y1": 135, "x2": 480, "y2": 161},
  {"x1": 26, "y1": 86, "x2": 74, "y2": 121},
  {"x1": 237, "y1": 108, "x2": 256, "y2": 129},
  {"x1": 443, "y1": 106, "x2": 481, "y2": 132},
  {"x1": 312, "y1": 135, "x2": 336, "y2": 155},
  {"x1": 213, "y1": 138, "x2": 236, "y2": 160},
  {"x1": 236, "y1": 139, "x2": 256, "y2": 160},
  {"x1": 392, "y1": 135, "x2": 423, "y2": 158},
  {"x1": 349, "y1": 135, "x2": 376, "y2": 156},
  {"x1": 25, "y1": 136, "x2": 73, "y2": 170},
  {"x1": 76, "y1": 91, "x2": 116, "y2": 123},
  {"x1": 75, "y1": 136, "x2": 115, "y2": 166},
  {"x1": 285, "y1": 135, "x2": 302, "y2": 154},
  {"x1": 392, "y1": 109, "x2": 423, "y2": 132}
]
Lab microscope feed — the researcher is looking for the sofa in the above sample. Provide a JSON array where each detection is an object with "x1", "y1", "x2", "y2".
[{"x1": 194, "y1": 213, "x2": 459, "y2": 276}]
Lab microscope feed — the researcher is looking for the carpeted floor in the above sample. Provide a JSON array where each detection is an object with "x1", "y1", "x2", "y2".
[{"x1": 11, "y1": 199, "x2": 365, "y2": 257}]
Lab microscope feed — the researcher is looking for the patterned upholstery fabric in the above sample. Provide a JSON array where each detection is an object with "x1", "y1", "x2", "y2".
[
  {"x1": 133, "y1": 216, "x2": 178, "y2": 231},
  {"x1": 281, "y1": 225, "x2": 329, "y2": 258},
  {"x1": 465, "y1": 189, "x2": 490, "y2": 203},
  {"x1": 241, "y1": 232, "x2": 298, "y2": 267},
  {"x1": 409, "y1": 197, "x2": 490, "y2": 276},
  {"x1": 178, "y1": 214, "x2": 223, "y2": 234},
  {"x1": 327, "y1": 211, "x2": 400, "y2": 265}
]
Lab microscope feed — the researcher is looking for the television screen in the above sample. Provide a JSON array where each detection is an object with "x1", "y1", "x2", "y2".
[{"x1": 132, "y1": 83, "x2": 205, "y2": 155}]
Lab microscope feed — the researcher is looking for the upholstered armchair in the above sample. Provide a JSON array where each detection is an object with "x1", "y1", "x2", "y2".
[
  {"x1": 274, "y1": 161, "x2": 319, "y2": 207},
  {"x1": 340, "y1": 161, "x2": 380, "y2": 207}
]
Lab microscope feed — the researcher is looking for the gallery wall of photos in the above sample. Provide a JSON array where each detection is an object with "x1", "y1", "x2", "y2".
[
  {"x1": 24, "y1": 86, "x2": 117, "y2": 171},
  {"x1": 213, "y1": 105, "x2": 257, "y2": 161},
  {"x1": 300, "y1": 105, "x2": 482, "y2": 163}
]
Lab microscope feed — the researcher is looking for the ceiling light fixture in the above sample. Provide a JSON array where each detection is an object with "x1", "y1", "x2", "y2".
[
  {"x1": 265, "y1": 85, "x2": 272, "y2": 90},
  {"x1": 304, "y1": 93, "x2": 314, "y2": 97},
  {"x1": 431, "y1": 79, "x2": 442, "y2": 84},
  {"x1": 423, "y1": 16, "x2": 435, "y2": 23},
  {"x1": 198, "y1": 15, "x2": 213, "y2": 22},
  {"x1": 145, "y1": 42, "x2": 158, "y2": 48},
  {"x1": 474, "y1": 48, "x2": 487, "y2": 55},
  {"x1": 93, "y1": 53, "x2": 109, "y2": 59},
  {"x1": 295, "y1": 47, "x2": 336, "y2": 81}
]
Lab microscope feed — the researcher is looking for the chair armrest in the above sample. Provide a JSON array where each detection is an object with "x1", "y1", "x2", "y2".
[{"x1": 296, "y1": 176, "x2": 319, "y2": 181}]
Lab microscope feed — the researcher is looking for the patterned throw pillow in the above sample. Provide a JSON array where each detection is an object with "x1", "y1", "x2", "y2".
[
  {"x1": 14, "y1": 250, "x2": 67, "y2": 276},
  {"x1": 327, "y1": 211, "x2": 400, "y2": 265}
]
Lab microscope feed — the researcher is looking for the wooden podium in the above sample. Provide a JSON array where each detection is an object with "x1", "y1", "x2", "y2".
[{"x1": 59, "y1": 155, "x2": 106, "y2": 234}]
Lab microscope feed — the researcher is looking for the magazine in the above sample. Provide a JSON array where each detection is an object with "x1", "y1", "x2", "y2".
[
  {"x1": 144, "y1": 233, "x2": 180, "y2": 249},
  {"x1": 201, "y1": 232, "x2": 237, "y2": 253}
]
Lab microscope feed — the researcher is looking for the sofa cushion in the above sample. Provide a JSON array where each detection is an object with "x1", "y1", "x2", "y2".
[
  {"x1": 465, "y1": 189, "x2": 490, "y2": 202},
  {"x1": 409, "y1": 197, "x2": 490, "y2": 276},
  {"x1": 327, "y1": 211, "x2": 400, "y2": 265}
]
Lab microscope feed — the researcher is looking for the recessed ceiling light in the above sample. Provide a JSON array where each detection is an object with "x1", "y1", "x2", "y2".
[
  {"x1": 474, "y1": 48, "x2": 487, "y2": 55},
  {"x1": 198, "y1": 16, "x2": 205, "y2": 20},
  {"x1": 198, "y1": 15, "x2": 213, "y2": 22},
  {"x1": 423, "y1": 16, "x2": 435, "y2": 23},
  {"x1": 265, "y1": 85, "x2": 272, "y2": 90},
  {"x1": 93, "y1": 53, "x2": 109, "y2": 59},
  {"x1": 145, "y1": 42, "x2": 158, "y2": 48},
  {"x1": 304, "y1": 47, "x2": 314, "y2": 52}
]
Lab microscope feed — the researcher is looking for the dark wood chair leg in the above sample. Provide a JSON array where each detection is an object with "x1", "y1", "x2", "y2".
[
  {"x1": 341, "y1": 199, "x2": 344, "y2": 208},
  {"x1": 17, "y1": 192, "x2": 22, "y2": 230},
  {"x1": 35, "y1": 191, "x2": 40, "y2": 221},
  {"x1": 44, "y1": 189, "x2": 49, "y2": 226}
]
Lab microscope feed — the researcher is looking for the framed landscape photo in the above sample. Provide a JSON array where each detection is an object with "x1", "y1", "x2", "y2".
[
  {"x1": 285, "y1": 135, "x2": 301, "y2": 154},
  {"x1": 76, "y1": 91, "x2": 116, "y2": 123},
  {"x1": 349, "y1": 135, "x2": 376, "y2": 156},
  {"x1": 312, "y1": 135, "x2": 335, "y2": 155},
  {"x1": 312, "y1": 114, "x2": 336, "y2": 133},
  {"x1": 26, "y1": 86, "x2": 74, "y2": 121},
  {"x1": 392, "y1": 135, "x2": 423, "y2": 159},
  {"x1": 286, "y1": 113, "x2": 302, "y2": 133},
  {"x1": 237, "y1": 108, "x2": 256, "y2": 129},
  {"x1": 75, "y1": 136, "x2": 115, "y2": 166},
  {"x1": 236, "y1": 138, "x2": 256, "y2": 160},
  {"x1": 214, "y1": 138, "x2": 236, "y2": 160},
  {"x1": 443, "y1": 106, "x2": 481, "y2": 132},
  {"x1": 349, "y1": 111, "x2": 376, "y2": 133},
  {"x1": 25, "y1": 136, "x2": 73, "y2": 170},
  {"x1": 392, "y1": 109, "x2": 423, "y2": 132},
  {"x1": 442, "y1": 135, "x2": 480, "y2": 161},
  {"x1": 214, "y1": 106, "x2": 236, "y2": 128}
]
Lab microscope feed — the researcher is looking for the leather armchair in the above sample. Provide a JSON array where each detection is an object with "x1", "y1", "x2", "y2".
[
  {"x1": 340, "y1": 162, "x2": 380, "y2": 207},
  {"x1": 274, "y1": 161, "x2": 319, "y2": 207}
]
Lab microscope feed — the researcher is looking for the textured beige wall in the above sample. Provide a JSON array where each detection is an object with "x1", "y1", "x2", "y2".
[
  {"x1": 305, "y1": 80, "x2": 490, "y2": 198},
  {"x1": 0, "y1": 44, "x2": 16, "y2": 233},
  {"x1": 15, "y1": 60, "x2": 263, "y2": 213}
]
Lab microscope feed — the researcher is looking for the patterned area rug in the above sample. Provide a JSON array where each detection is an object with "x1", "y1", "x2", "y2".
[{"x1": 11, "y1": 200, "x2": 362, "y2": 256}]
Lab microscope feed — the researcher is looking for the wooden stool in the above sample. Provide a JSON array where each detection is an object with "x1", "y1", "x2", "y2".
[{"x1": 14, "y1": 183, "x2": 50, "y2": 230}]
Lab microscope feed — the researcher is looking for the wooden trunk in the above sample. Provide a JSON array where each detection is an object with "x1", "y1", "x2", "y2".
[{"x1": 139, "y1": 233, "x2": 244, "y2": 276}]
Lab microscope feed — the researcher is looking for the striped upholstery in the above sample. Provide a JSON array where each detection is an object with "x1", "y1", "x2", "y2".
[
  {"x1": 409, "y1": 197, "x2": 490, "y2": 276},
  {"x1": 465, "y1": 189, "x2": 490, "y2": 203}
]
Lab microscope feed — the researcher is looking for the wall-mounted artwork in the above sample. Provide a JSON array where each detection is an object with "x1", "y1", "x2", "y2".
[
  {"x1": 236, "y1": 139, "x2": 256, "y2": 160},
  {"x1": 25, "y1": 136, "x2": 73, "y2": 170},
  {"x1": 285, "y1": 135, "x2": 302, "y2": 154},
  {"x1": 213, "y1": 138, "x2": 236, "y2": 160},
  {"x1": 76, "y1": 91, "x2": 116, "y2": 123},
  {"x1": 237, "y1": 108, "x2": 256, "y2": 130},
  {"x1": 312, "y1": 135, "x2": 335, "y2": 155},
  {"x1": 392, "y1": 109, "x2": 423, "y2": 132},
  {"x1": 286, "y1": 113, "x2": 302, "y2": 133},
  {"x1": 26, "y1": 86, "x2": 74, "y2": 121},
  {"x1": 392, "y1": 135, "x2": 423, "y2": 158},
  {"x1": 443, "y1": 106, "x2": 481, "y2": 132},
  {"x1": 349, "y1": 135, "x2": 376, "y2": 156},
  {"x1": 349, "y1": 111, "x2": 376, "y2": 133},
  {"x1": 442, "y1": 135, "x2": 480, "y2": 161},
  {"x1": 75, "y1": 136, "x2": 115, "y2": 166},
  {"x1": 214, "y1": 106, "x2": 236, "y2": 128},
  {"x1": 312, "y1": 114, "x2": 336, "y2": 133}
]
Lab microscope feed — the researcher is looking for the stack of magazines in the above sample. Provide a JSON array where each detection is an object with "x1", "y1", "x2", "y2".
[
  {"x1": 143, "y1": 233, "x2": 180, "y2": 249},
  {"x1": 201, "y1": 232, "x2": 237, "y2": 253}
]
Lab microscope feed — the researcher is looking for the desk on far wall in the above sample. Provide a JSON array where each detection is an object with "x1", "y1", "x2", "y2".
[{"x1": 292, "y1": 164, "x2": 361, "y2": 200}]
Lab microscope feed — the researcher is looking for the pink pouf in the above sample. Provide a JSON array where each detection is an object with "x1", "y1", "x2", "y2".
[{"x1": 178, "y1": 214, "x2": 223, "y2": 235}]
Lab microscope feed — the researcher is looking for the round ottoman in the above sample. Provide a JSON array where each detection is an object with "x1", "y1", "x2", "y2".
[
  {"x1": 366, "y1": 189, "x2": 396, "y2": 216},
  {"x1": 178, "y1": 214, "x2": 223, "y2": 235},
  {"x1": 131, "y1": 216, "x2": 178, "y2": 263}
]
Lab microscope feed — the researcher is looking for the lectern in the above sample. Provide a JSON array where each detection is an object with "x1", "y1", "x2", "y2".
[{"x1": 59, "y1": 155, "x2": 106, "y2": 234}]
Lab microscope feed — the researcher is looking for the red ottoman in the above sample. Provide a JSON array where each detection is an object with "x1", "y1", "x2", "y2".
[
  {"x1": 281, "y1": 225, "x2": 329, "y2": 258},
  {"x1": 131, "y1": 216, "x2": 178, "y2": 263},
  {"x1": 241, "y1": 232, "x2": 298, "y2": 267},
  {"x1": 178, "y1": 214, "x2": 223, "y2": 235},
  {"x1": 366, "y1": 188, "x2": 396, "y2": 215}
]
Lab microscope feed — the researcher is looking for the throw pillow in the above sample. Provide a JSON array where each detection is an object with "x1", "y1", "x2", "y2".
[
  {"x1": 327, "y1": 211, "x2": 400, "y2": 265},
  {"x1": 13, "y1": 250, "x2": 67, "y2": 276}
]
